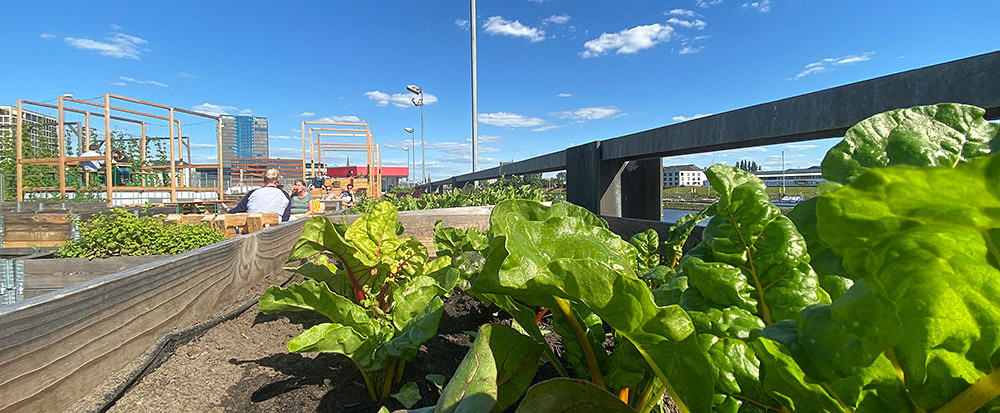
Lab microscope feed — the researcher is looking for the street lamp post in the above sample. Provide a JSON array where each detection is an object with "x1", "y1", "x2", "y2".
[
  {"x1": 407, "y1": 85, "x2": 425, "y2": 183},
  {"x1": 404, "y1": 128, "x2": 415, "y2": 182},
  {"x1": 401, "y1": 147, "x2": 410, "y2": 183}
]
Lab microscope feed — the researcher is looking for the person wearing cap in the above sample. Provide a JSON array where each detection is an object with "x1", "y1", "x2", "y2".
[{"x1": 223, "y1": 168, "x2": 292, "y2": 221}]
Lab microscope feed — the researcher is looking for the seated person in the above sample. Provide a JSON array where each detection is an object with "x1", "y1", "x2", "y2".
[
  {"x1": 110, "y1": 149, "x2": 131, "y2": 186},
  {"x1": 80, "y1": 143, "x2": 104, "y2": 184},
  {"x1": 320, "y1": 186, "x2": 336, "y2": 201},
  {"x1": 339, "y1": 183, "x2": 356, "y2": 207},
  {"x1": 224, "y1": 169, "x2": 292, "y2": 221},
  {"x1": 288, "y1": 179, "x2": 315, "y2": 220}
]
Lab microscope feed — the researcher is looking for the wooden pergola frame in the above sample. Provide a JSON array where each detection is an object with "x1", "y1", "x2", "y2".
[
  {"x1": 300, "y1": 120, "x2": 382, "y2": 195},
  {"x1": 15, "y1": 93, "x2": 224, "y2": 206}
]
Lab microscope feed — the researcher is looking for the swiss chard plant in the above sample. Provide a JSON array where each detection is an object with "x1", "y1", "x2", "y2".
[
  {"x1": 471, "y1": 200, "x2": 715, "y2": 412},
  {"x1": 258, "y1": 202, "x2": 452, "y2": 401}
]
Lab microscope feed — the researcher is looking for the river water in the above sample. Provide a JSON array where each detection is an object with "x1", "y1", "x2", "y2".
[{"x1": 662, "y1": 208, "x2": 712, "y2": 225}]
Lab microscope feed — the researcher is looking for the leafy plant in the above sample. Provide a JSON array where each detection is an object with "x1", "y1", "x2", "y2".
[
  {"x1": 472, "y1": 200, "x2": 714, "y2": 412},
  {"x1": 258, "y1": 202, "x2": 452, "y2": 401},
  {"x1": 55, "y1": 209, "x2": 225, "y2": 258}
]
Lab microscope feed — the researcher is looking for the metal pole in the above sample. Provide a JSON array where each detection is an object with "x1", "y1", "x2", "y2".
[
  {"x1": 471, "y1": 0, "x2": 479, "y2": 173},
  {"x1": 781, "y1": 150, "x2": 786, "y2": 197},
  {"x1": 420, "y1": 93, "x2": 425, "y2": 183},
  {"x1": 410, "y1": 130, "x2": 415, "y2": 182}
]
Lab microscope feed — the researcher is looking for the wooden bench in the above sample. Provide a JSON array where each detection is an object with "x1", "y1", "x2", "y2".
[{"x1": 162, "y1": 212, "x2": 281, "y2": 238}]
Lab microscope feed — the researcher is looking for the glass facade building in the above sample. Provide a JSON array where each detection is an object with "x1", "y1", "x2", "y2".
[{"x1": 220, "y1": 114, "x2": 268, "y2": 173}]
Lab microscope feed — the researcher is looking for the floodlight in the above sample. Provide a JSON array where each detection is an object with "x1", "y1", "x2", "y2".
[
  {"x1": 404, "y1": 128, "x2": 414, "y2": 133},
  {"x1": 406, "y1": 85, "x2": 422, "y2": 95}
]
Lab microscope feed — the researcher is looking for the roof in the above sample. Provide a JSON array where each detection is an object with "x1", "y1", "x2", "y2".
[
  {"x1": 753, "y1": 166, "x2": 822, "y2": 176},
  {"x1": 664, "y1": 164, "x2": 703, "y2": 172}
]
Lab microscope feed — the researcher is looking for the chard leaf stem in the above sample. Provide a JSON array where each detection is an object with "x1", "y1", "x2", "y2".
[
  {"x1": 552, "y1": 296, "x2": 605, "y2": 389},
  {"x1": 936, "y1": 368, "x2": 1000, "y2": 413}
]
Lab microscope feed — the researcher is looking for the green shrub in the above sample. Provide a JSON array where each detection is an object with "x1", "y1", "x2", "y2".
[{"x1": 55, "y1": 209, "x2": 226, "y2": 258}]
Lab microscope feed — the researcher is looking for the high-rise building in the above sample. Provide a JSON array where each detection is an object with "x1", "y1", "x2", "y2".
[
  {"x1": 0, "y1": 105, "x2": 60, "y2": 155},
  {"x1": 220, "y1": 114, "x2": 268, "y2": 172}
]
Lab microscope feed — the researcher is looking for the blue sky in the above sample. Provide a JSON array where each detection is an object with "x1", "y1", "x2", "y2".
[{"x1": 4, "y1": 0, "x2": 998, "y2": 180}]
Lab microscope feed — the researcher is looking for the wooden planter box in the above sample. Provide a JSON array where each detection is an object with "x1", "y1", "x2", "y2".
[{"x1": 0, "y1": 206, "x2": 693, "y2": 412}]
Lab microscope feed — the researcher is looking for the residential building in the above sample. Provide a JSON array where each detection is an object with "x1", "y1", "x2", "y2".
[
  {"x1": 663, "y1": 164, "x2": 707, "y2": 188},
  {"x1": 220, "y1": 114, "x2": 268, "y2": 173},
  {"x1": 0, "y1": 105, "x2": 60, "y2": 155},
  {"x1": 753, "y1": 166, "x2": 824, "y2": 187}
]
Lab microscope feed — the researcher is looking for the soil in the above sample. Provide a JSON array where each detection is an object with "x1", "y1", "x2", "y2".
[
  {"x1": 102, "y1": 274, "x2": 675, "y2": 413},
  {"x1": 104, "y1": 275, "x2": 558, "y2": 413}
]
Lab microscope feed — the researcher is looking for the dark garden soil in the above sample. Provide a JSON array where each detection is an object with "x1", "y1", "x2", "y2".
[{"x1": 104, "y1": 274, "x2": 564, "y2": 413}]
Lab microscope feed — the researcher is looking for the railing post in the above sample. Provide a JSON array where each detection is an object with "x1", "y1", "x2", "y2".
[
  {"x1": 621, "y1": 158, "x2": 663, "y2": 220},
  {"x1": 566, "y1": 141, "x2": 622, "y2": 217},
  {"x1": 567, "y1": 142, "x2": 662, "y2": 220}
]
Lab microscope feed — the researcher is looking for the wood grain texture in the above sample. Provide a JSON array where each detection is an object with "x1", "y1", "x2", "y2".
[
  {"x1": 0, "y1": 218, "x2": 307, "y2": 413},
  {"x1": 328, "y1": 206, "x2": 493, "y2": 257},
  {"x1": 602, "y1": 215, "x2": 704, "y2": 257},
  {"x1": 22, "y1": 256, "x2": 167, "y2": 299}
]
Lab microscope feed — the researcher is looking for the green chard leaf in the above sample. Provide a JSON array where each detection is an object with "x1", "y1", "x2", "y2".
[
  {"x1": 473, "y1": 199, "x2": 713, "y2": 413},
  {"x1": 664, "y1": 203, "x2": 717, "y2": 269},
  {"x1": 514, "y1": 378, "x2": 633, "y2": 413},
  {"x1": 630, "y1": 228, "x2": 661, "y2": 272},
  {"x1": 436, "y1": 324, "x2": 544, "y2": 413},
  {"x1": 821, "y1": 103, "x2": 999, "y2": 184},
  {"x1": 674, "y1": 165, "x2": 831, "y2": 411},
  {"x1": 786, "y1": 154, "x2": 1000, "y2": 411}
]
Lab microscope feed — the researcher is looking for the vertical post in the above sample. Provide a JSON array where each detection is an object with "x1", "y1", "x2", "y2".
[
  {"x1": 168, "y1": 108, "x2": 177, "y2": 202},
  {"x1": 15, "y1": 100, "x2": 23, "y2": 202},
  {"x1": 57, "y1": 95, "x2": 67, "y2": 198},
  {"x1": 420, "y1": 96, "x2": 425, "y2": 183},
  {"x1": 366, "y1": 124, "x2": 373, "y2": 183},
  {"x1": 301, "y1": 121, "x2": 307, "y2": 182},
  {"x1": 84, "y1": 113, "x2": 90, "y2": 187},
  {"x1": 620, "y1": 158, "x2": 663, "y2": 221},
  {"x1": 217, "y1": 117, "x2": 223, "y2": 199},
  {"x1": 471, "y1": 0, "x2": 479, "y2": 173},
  {"x1": 566, "y1": 141, "x2": 621, "y2": 217},
  {"x1": 103, "y1": 94, "x2": 113, "y2": 205},
  {"x1": 140, "y1": 122, "x2": 147, "y2": 187},
  {"x1": 781, "y1": 150, "x2": 786, "y2": 198},
  {"x1": 376, "y1": 145, "x2": 382, "y2": 195},
  {"x1": 308, "y1": 125, "x2": 315, "y2": 179}
]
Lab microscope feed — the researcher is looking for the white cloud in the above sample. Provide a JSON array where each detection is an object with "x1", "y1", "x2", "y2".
[
  {"x1": 192, "y1": 103, "x2": 251, "y2": 116},
  {"x1": 270, "y1": 135, "x2": 299, "y2": 140},
  {"x1": 667, "y1": 18, "x2": 707, "y2": 30},
  {"x1": 672, "y1": 113, "x2": 712, "y2": 122},
  {"x1": 109, "y1": 81, "x2": 127, "y2": 87},
  {"x1": 110, "y1": 24, "x2": 123, "y2": 31},
  {"x1": 482, "y1": 16, "x2": 546, "y2": 42},
  {"x1": 742, "y1": 0, "x2": 771, "y2": 13},
  {"x1": 666, "y1": 9, "x2": 699, "y2": 17},
  {"x1": 793, "y1": 51, "x2": 874, "y2": 80},
  {"x1": 115, "y1": 75, "x2": 168, "y2": 87},
  {"x1": 64, "y1": 31, "x2": 148, "y2": 59},
  {"x1": 40, "y1": 33, "x2": 55, "y2": 40},
  {"x1": 581, "y1": 23, "x2": 674, "y2": 58},
  {"x1": 557, "y1": 92, "x2": 572, "y2": 97},
  {"x1": 365, "y1": 90, "x2": 438, "y2": 108},
  {"x1": 552, "y1": 106, "x2": 623, "y2": 120},
  {"x1": 466, "y1": 135, "x2": 503, "y2": 143},
  {"x1": 455, "y1": 19, "x2": 470, "y2": 30},
  {"x1": 318, "y1": 115, "x2": 362, "y2": 123},
  {"x1": 784, "y1": 144, "x2": 818, "y2": 151},
  {"x1": 678, "y1": 46, "x2": 703, "y2": 55},
  {"x1": 188, "y1": 143, "x2": 216, "y2": 149},
  {"x1": 543, "y1": 14, "x2": 572, "y2": 25},
  {"x1": 532, "y1": 124, "x2": 567, "y2": 132},
  {"x1": 300, "y1": 112, "x2": 315, "y2": 117},
  {"x1": 426, "y1": 141, "x2": 502, "y2": 155},
  {"x1": 478, "y1": 112, "x2": 546, "y2": 128},
  {"x1": 176, "y1": 72, "x2": 198, "y2": 78},
  {"x1": 696, "y1": 0, "x2": 723, "y2": 8}
]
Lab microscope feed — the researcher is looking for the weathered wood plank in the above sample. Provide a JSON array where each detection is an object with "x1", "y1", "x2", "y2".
[
  {"x1": 0, "y1": 218, "x2": 307, "y2": 413},
  {"x1": 22, "y1": 256, "x2": 168, "y2": 299},
  {"x1": 602, "y1": 215, "x2": 703, "y2": 258},
  {"x1": 3, "y1": 231, "x2": 73, "y2": 242}
]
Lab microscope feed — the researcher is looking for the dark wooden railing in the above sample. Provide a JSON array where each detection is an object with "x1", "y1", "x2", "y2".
[{"x1": 422, "y1": 50, "x2": 1000, "y2": 220}]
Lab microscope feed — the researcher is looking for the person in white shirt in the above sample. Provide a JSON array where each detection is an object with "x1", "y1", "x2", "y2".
[
  {"x1": 80, "y1": 144, "x2": 103, "y2": 172},
  {"x1": 223, "y1": 169, "x2": 292, "y2": 221}
]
